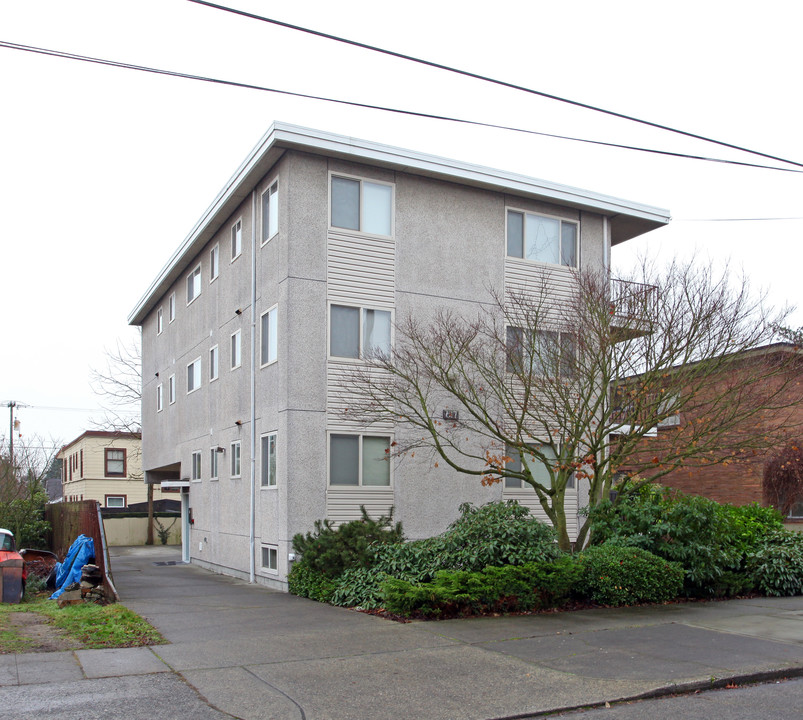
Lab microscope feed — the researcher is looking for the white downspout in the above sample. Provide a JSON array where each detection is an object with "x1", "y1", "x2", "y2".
[{"x1": 249, "y1": 190, "x2": 257, "y2": 583}]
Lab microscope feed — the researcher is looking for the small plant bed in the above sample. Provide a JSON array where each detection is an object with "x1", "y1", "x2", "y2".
[{"x1": 0, "y1": 590, "x2": 165, "y2": 653}]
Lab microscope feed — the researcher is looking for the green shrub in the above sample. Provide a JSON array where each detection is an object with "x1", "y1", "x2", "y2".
[
  {"x1": 588, "y1": 486, "x2": 781, "y2": 597},
  {"x1": 287, "y1": 560, "x2": 337, "y2": 603},
  {"x1": 291, "y1": 506, "x2": 403, "y2": 579},
  {"x1": 381, "y1": 556, "x2": 582, "y2": 618},
  {"x1": 746, "y1": 530, "x2": 803, "y2": 596},
  {"x1": 576, "y1": 544, "x2": 684, "y2": 606},
  {"x1": 330, "y1": 567, "x2": 388, "y2": 608}
]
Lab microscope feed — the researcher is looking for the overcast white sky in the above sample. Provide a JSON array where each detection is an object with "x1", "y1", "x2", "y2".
[{"x1": 2, "y1": 0, "x2": 801, "y2": 455}]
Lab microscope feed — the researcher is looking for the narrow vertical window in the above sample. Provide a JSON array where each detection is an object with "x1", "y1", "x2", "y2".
[
  {"x1": 260, "y1": 307, "x2": 278, "y2": 366},
  {"x1": 210, "y1": 243, "x2": 219, "y2": 281},
  {"x1": 231, "y1": 219, "x2": 242, "y2": 260},
  {"x1": 262, "y1": 181, "x2": 278, "y2": 243},
  {"x1": 210, "y1": 345, "x2": 219, "y2": 381},
  {"x1": 191, "y1": 450, "x2": 202, "y2": 481},
  {"x1": 156, "y1": 383, "x2": 163, "y2": 412},
  {"x1": 168, "y1": 374, "x2": 176, "y2": 404},
  {"x1": 231, "y1": 330, "x2": 242, "y2": 369},
  {"x1": 261, "y1": 433, "x2": 277, "y2": 487},
  {"x1": 210, "y1": 447, "x2": 219, "y2": 480},
  {"x1": 168, "y1": 292, "x2": 176, "y2": 322},
  {"x1": 156, "y1": 307, "x2": 163, "y2": 335},
  {"x1": 187, "y1": 358, "x2": 201, "y2": 393},
  {"x1": 187, "y1": 265, "x2": 202, "y2": 304},
  {"x1": 231, "y1": 441, "x2": 241, "y2": 477}
]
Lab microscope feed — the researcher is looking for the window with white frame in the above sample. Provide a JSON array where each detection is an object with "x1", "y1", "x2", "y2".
[
  {"x1": 168, "y1": 374, "x2": 176, "y2": 405},
  {"x1": 330, "y1": 175, "x2": 393, "y2": 236},
  {"x1": 210, "y1": 243, "x2": 219, "y2": 281},
  {"x1": 230, "y1": 441, "x2": 241, "y2": 477},
  {"x1": 168, "y1": 292, "x2": 176, "y2": 322},
  {"x1": 187, "y1": 264, "x2": 202, "y2": 304},
  {"x1": 330, "y1": 305, "x2": 391, "y2": 359},
  {"x1": 105, "y1": 495, "x2": 126, "y2": 508},
  {"x1": 262, "y1": 181, "x2": 278, "y2": 244},
  {"x1": 231, "y1": 219, "x2": 242, "y2": 260},
  {"x1": 260, "y1": 306, "x2": 278, "y2": 366},
  {"x1": 261, "y1": 545, "x2": 278, "y2": 572},
  {"x1": 506, "y1": 327, "x2": 576, "y2": 376},
  {"x1": 329, "y1": 434, "x2": 390, "y2": 486},
  {"x1": 505, "y1": 444, "x2": 574, "y2": 490},
  {"x1": 187, "y1": 357, "x2": 201, "y2": 393},
  {"x1": 156, "y1": 307, "x2": 163, "y2": 335},
  {"x1": 231, "y1": 330, "x2": 242, "y2": 369},
  {"x1": 209, "y1": 345, "x2": 219, "y2": 381},
  {"x1": 506, "y1": 210, "x2": 577, "y2": 267},
  {"x1": 210, "y1": 447, "x2": 219, "y2": 480},
  {"x1": 191, "y1": 450, "x2": 202, "y2": 481},
  {"x1": 261, "y1": 433, "x2": 277, "y2": 487},
  {"x1": 156, "y1": 383, "x2": 163, "y2": 412}
]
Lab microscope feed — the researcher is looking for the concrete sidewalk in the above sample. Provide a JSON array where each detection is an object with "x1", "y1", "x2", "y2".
[{"x1": 3, "y1": 546, "x2": 802, "y2": 719}]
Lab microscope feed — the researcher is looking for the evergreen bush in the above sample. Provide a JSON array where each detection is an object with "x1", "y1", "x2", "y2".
[{"x1": 745, "y1": 530, "x2": 803, "y2": 596}]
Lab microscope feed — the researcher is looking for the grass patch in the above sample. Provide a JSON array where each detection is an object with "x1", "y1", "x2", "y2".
[{"x1": 0, "y1": 594, "x2": 164, "y2": 652}]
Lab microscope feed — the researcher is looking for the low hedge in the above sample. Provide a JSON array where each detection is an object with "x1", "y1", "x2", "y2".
[{"x1": 745, "y1": 530, "x2": 803, "y2": 596}]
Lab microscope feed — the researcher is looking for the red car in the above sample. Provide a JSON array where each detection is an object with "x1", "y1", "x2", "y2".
[{"x1": 0, "y1": 528, "x2": 27, "y2": 603}]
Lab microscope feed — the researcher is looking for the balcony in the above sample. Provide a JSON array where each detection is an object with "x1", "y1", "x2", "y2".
[{"x1": 610, "y1": 279, "x2": 657, "y2": 340}]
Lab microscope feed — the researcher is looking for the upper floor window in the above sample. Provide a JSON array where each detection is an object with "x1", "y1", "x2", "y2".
[
  {"x1": 105, "y1": 495, "x2": 126, "y2": 508},
  {"x1": 262, "y1": 181, "x2": 278, "y2": 244},
  {"x1": 507, "y1": 210, "x2": 577, "y2": 267},
  {"x1": 260, "y1": 306, "x2": 278, "y2": 366},
  {"x1": 187, "y1": 357, "x2": 201, "y2": 394},
  {"x1": 230, "y1": 440, "x2": 241, "y2": 478},
  {"x1": 210, "y1": 447, "x2": 219, "y2": 480},
  {"x1": 330, "y1": 305, "x2": 391, "y2": 359},
  {"x1": 506, "y1": 327, "x2": 576, "y2": 377},
  {"x1": 168, "y1": 374, "x2": 176, "y2": 405},
  {"x1": 187, "y1": 265, "x2": 202, "y2": 305},
  {"x1": 156, "y1": 383, "x2": 163, "y2": 412},
  {"x1": 261, "y1": 433, "x2": 277, "y2": 487},
  {"x1": 105, "y1": 448, "x2": 126, "y2": 477},
  {"x1": 168, "y1": 292, "x2": 176, "y2": 322},
  {"x1": 191, "y1": 450, "x2": 202, "y2": 481},
  {"x1": 210, "y1": 243, "x2": 219, "y2": 281},
  {"x1": 329, "y1": 434, "x2": 391, "y2": 486},
  {"x1": 231, "y1": 219, "x2": 242, "y2": 260},
  {"x1": 331, "y1": 176, "x2": 393, "y2": 236},
  {"x1": 231, "y1": 330, "x2": 242, "y2": 370},
  {"x1": 210, "y1": 345, "x2": 219, "y2": 381},
  {"x1": 156, "y1": 307, "x2": 163, "y2": 335}
]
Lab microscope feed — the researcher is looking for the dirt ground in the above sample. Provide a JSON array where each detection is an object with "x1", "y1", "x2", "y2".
[{"x1": 5, "y1": 613, "x2": 84, "y2": 653}]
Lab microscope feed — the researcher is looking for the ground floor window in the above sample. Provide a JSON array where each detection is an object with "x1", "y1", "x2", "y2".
[
  {"x1": 261, "y1": 545, "x2": 278, "y2": 573},
  {"x1": 105, "y1": 495, "x2": 126, "y2": 508}
]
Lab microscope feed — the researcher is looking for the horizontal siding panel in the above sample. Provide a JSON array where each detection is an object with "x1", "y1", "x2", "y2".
[
  {"x1": 328, "y1": 233, "x2": 395, "y2": 308},
  {"x1": 504, "y1": 260, "x2": 577, "y2": 313},
  {"x1": 327, "y1": 364, "x2": 394, "y2": 431},
  {"x1": 326, "y1": 488, "x2": 395, "y2": 525},
  {"x1": 503, "y1": 489, "x2": 578, "y2": 540}
]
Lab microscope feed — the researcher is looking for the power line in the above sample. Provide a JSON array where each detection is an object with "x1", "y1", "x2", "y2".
[
  {"x1": 676, "y1": 216, "x2": 803, "y2": 223},
  {"x1": 188, "y1": 0, "x2": 803, "y2": 171},
  {"x1": 1, "y1": 40, "x2": 800, "y2": 175}
]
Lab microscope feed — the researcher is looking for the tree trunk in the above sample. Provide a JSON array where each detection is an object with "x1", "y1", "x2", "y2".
[{"x1": 146, "y1": 482, "x2": 154, "y2": 545}]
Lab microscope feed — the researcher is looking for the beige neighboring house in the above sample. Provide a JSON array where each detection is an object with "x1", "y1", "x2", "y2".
[{"x1": 58, "y1": 431, "x2": 163, "y2": 508}]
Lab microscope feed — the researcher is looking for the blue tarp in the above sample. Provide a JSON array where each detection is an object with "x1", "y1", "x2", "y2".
[{"x1": 50, "y1": 535, "x2": 95, "y2": 600}]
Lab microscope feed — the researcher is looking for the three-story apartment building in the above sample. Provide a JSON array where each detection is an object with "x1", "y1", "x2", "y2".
[{"x1": 129, "y1": 123, "x2": 670, "y2": 588}]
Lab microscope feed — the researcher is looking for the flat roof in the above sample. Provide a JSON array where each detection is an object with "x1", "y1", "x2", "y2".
[{"x1": 129, "y1": 122, "x2": 670, "y2": 326}]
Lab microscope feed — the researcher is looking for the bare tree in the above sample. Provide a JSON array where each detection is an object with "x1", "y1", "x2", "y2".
[{"x1": 345, "y1": 259, "x2": 802, "y2": 551}]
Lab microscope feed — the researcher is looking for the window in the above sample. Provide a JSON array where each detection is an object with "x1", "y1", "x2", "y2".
[
  {"x1": 105, "y1": 448, "x2": 126, "y2": 477},
  {"x1": 260, "y1": 307, "x2": 278, "y2": 366},
  {"x1": 505, "y1": 444, "x2": 573, "y2": 489},
  {"x1": 210, "y1": 243, "x2": 219, "y2": 281},
  {"x1": 261, "y1": 433, "x2": 277, "y2": 487},
  {"x1": 231, "y1": 219, "x2": 242, "y2": 260},
  {"x1": 187, "y1": 264, "x2": 202, "y2": 304},
  {"x1": 191, "y1": 450, "x2": 202, "y2": 481},
  {"x1": 210, "y1": 448, "x2": 219, "y2": 480},
  {"x1": 261, "y1": 545, "x2": 278, "y2": 572},
  {"x1": 330, "y1": 305, "x2": 391, "y2": 359},
  {"x1": 168, "y1": 374, "x2": 176, "y2": 405},
  {"x1": 187, "y1": 357, "x2": 201, "y2": 393},
  {"x1": 168, "y1": 292, "x2": 176, "y2": 323},
  {"x1": 507, "y1": 210, "x2": 577, "y2": 267},
  {"x1": 156, "y1": 307, "x2": 163, "y2": 335},
  {"x1": 156, "y1": 383, "x2": 163, "y2": 412},
  {"x1": 329, "y1": 434, "x2": 390, "y2": 486},
  {"x1": 507, "y1": 328, "x2": 576, "y2": 376},
  {"x1": 262, "y1": 181, "x2": 278, "y2": 244},
  {"x1": 231, "y1": 330, "x2": 242, "y2": 369},
  {"x1": 105, "y1": 495, "x2": 126, "y2": 508},
  {"x1": 331, "y1": 175, "x2": 392, "y2": 236},
  {"x1": 210, "y1": 345, "x2": 219, "y2": 381},
  {"x1": 230, "y1": 441, "x2": 241, "y2": 477}
]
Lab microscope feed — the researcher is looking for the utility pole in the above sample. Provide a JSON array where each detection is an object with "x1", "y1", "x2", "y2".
[{"x1": 7, "y1": 401, "x2": 15, "y2": 474}]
